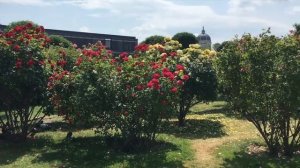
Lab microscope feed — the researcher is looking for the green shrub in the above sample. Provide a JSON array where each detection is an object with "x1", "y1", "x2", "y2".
[
  {"x1": 215, "y1": 29, "x2": 300, "y2": 157},
  {"x1": 143, "y1": 35, "x2": 165, "y2": 45}
]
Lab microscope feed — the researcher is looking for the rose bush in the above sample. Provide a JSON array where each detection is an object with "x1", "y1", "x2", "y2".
[
  {"x1": 215, "y1": 29, "x2": 300, "y2": 157},
  {"x1": 48, "y1": 38, "x2": 190, "y2": 144},
  {"x1": 177, "y1": 44, "x2": 217, "y2": 126},
  {"x1": 0, "y1": 22, "x2": 51, "y2": 141}
]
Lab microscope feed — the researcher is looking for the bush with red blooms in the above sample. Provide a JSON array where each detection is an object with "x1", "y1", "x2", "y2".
[
  {"x1": 48, "y1": 39, "x2": 190, "y2": 143},
  {"x1": 0, "y1": 21, "x2": 51, "y2": 141}
]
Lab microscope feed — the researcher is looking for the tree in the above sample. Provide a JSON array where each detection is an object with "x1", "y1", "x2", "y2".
[
  {"x1": 143, "y1": 35, "x2": 165, "y2": 45},
  {"x1": 293, "y1": 23, "x2": 300, "y2": 35},
  {"x1": 212, "y1": 43, "x2": 221, "y2": 51},
  {"x1": 49, "y1": 35, "x2": 72, "y2": 48},
  {"x1": 215, "y1": 30, "x2": 300, "y2": 157},
  {"x1": 172, "y1": 32, "x2": 198, "y2": 49}
]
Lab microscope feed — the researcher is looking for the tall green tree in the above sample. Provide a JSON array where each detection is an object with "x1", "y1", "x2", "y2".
[{"x1": 172, "y1": 32, "x2": 198, "y2": 49}]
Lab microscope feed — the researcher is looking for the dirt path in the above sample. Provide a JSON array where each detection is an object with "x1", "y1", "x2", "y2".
[{"x1": 184, "y1": 114, "x2": 259, "y2": 168}]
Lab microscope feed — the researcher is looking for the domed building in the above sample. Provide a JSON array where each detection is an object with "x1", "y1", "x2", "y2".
[{"x1": 197, "y1": 26, "x2": 211, "y2": 50}]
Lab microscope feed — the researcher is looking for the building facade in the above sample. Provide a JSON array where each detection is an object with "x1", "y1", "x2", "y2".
[
  {"x1": 196, "y1": 27, "x2": 211, "y2": 50},
  {"x1": 0, "y1": 24, "x2": 138, "y2": 53}
]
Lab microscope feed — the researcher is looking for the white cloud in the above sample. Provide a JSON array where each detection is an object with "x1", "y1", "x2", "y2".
[
  {"x1": 227, "y1": 0, "x2": 287, "y2": 14},
  {"x1": 0, "y1": 0, "x2": 294, "y2": 42},
  {"x1": 79, "y1": 26, "x2": 90, "y2": 32},
  {"x1": 288, "y1": 6, "x2": 300, "y2": 14}
]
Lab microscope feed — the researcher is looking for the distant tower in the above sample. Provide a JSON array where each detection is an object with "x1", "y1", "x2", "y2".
[{"x1": 197, "y1": 26, "x2": 211, "y2": 49}]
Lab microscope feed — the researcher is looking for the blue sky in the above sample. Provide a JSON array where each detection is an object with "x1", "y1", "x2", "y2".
[{"x1": 0, "y1": 0, "x2": 299, "y2": 43}]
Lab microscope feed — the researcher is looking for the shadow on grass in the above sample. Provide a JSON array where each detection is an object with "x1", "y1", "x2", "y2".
[
  {"x1": 191, "y1": 103, "x2": 243, "y2": 119},
  {"x1": 161, "y1": 119, "x2": 226, "y2": 139},
  {"x1": 33, "y1": 136, "x2": 183, "y2": 168},
  {"x1": 220, "y1": 142, "x2": 300, "y2": 168},
  {"x1": 0, "y1": 135, "x2": 185, "y2": 168},
  {"x1": 0, "y1": 136, "x2": 54, "y2": 165}
]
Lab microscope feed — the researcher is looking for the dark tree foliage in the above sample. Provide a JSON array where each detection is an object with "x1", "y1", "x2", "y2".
[
  {"x1": 143, "y1": 35, "x2": 165, "y2": 45},
  {"x1": 49, "y1": 35, "x2": 72, "y2": 48},
  {"x1": 172, "y1": 32, "x2": 198, "y2": 49}
]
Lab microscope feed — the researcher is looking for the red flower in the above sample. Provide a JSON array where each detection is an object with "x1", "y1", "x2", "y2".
[
  {"x1": 162, "y1": 67, "x2": 170, "y2": 73},
  {"x1": 27, "y1": 59, "x2": 34, "y2": 67},
  {"x1": 15, "y1": 59, "x2": 22, "y2": 69},
  {"x1": 6, "y1": 41, "x2": 13, "y2": 46},
  {"x1": 26, "y1": 22, "x2": 33, "y2": 28},
  {"x1": 135, "y1": 43, "x2": 149, "y2": 52},
  {"x1": 163, "y1": 71, "x2": 172, "y2": 78},
  {"x1": 170, "y1": 87, "x2": 178, "y2": 93},
  {"x1": 75, "y1": 57, "x2": 83, "y2": 66},
  {"x1": 152, "y1": 73, "x2": 160, "y2": 79},
  {"x1": 168, "y1": 74, "x2": 175, "y2": 81},
  {"x1": 177, "y1": 80, "x2": 183, "y2": 86},
  {"x1": 117, "y1": 66, "x2": 122, "y2": 72},
  {"x1": 170, "y1": 52, "x2": 177, "y2": 57},
  {"x1": 154, "y1": 84, "x2": 161, "y2": 90},
  {"x1": 147, "y1": 81, "x2": 154, "y2": 88},
  {"x1": 182, "y1": 75, "x2": 190, "y2": 81},
  {"x1": 176, "y1": 64, "x2": 185, "y2": 71},
  {"x1": 151, "y1": 78, "x2": 159, "y2": 84},
  {"x1": 120, "y1": 52, "x2": 128, "y2": 58},
  {"x1": 151, "y1": 63, "x2": 160, "y2": 70},
  {"x1": 136, "y1": 84, "x2": 144, "y2": 91},
  {"x1": 13, "y1": 45, "x2": 20, "y2": 51},
  {"x1": 122, "y1": 57, "x2": 129, "y2": 62}
]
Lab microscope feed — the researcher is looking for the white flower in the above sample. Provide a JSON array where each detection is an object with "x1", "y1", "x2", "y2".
[{"x1": 92, "y1": 70, "x2": 97, "y2": 74}]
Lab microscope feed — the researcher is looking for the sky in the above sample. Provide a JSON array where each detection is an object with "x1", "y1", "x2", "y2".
[{"x1": 0, "y1": 0, "x2": 299, "y2": 43}]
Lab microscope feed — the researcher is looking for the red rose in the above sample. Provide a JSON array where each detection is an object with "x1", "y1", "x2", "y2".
[
  {"x1": 176, "y1": 64, "x2": 185, "y2": 71},
  {"x1": 147, "y1": 81, "x2": 154, "y2": 88},
  {"x1": 13, "y1": 45, "x2": 20, "y2": 51},
  {"x1": 117, "y1": 66, "x2": 122, "y2": 72},
  {"x1": 120, "y1": 52, "x2": 128, "y2": 58},
  {"x1": 170, "y1": 87, "x2": 178, "y2": 93},
  {"x1": 122, "y1": 57, "x2": 129, "y2": 62},
  {"x1": 152, "y1": 73, "x2": 160, "y2": 79},
  {"x1": 27, "y1": 59, "x2": 34, "y2": 67},
  {"x1": 182, "y1": 75, "x2": 190, "y2": 81},
  {"x1": 177, "y1": 80, "x2": 183, "y2": 86},
  {"x1": 136, "y1": 84, "x2": 144, "y2": 91},
  {"x1": 151, "y1": 78, "x2": 159, "y2": 84},
  {"x1": 15, "y1": 59, "x2": 22, "y2": 69}
]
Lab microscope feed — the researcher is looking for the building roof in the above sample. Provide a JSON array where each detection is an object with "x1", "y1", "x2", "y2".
[{"x1": 197, "y1": 26, "x2": 211, "y2": 41}]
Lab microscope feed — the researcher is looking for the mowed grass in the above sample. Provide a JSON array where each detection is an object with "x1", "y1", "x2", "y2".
[{"x1": 1, "y1": 102, "x2": 300, "y2": 168}]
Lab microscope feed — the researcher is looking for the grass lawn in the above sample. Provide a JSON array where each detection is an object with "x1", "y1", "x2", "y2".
[{"x1": 1, "y1": 102, "x2": 300, "y2": 168}]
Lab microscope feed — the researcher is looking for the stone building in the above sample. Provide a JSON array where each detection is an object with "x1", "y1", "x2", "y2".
[
  {"x1": 0, "y1": 24, "x2": 138, "y2": 53},
  {"x1": 197, "y1": 26, "x2": 211, "y2": 50}
]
